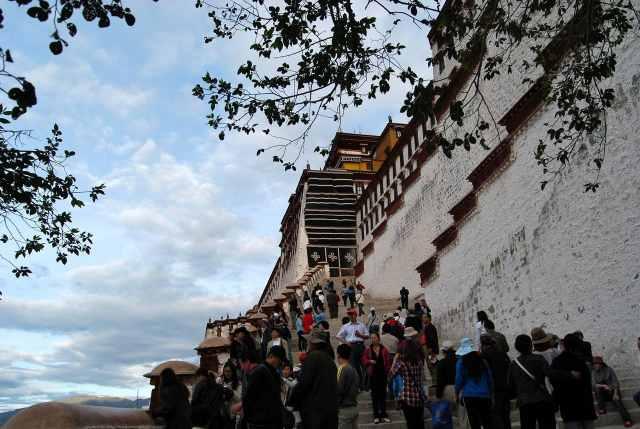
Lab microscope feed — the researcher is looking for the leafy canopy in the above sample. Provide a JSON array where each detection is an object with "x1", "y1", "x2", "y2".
[
  {"x1": 0, "y1": 0, "x2": 155, "y2": 279},
  {"x1": 193, "y1": 0, "x2": 638, "y2": 189}
]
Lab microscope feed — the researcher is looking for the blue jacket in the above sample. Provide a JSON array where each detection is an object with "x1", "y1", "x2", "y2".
[
  {"x1": 314, "y1": 312, "x2": 327, "y2": 323},
  {"x1": 455, "y1": 358, "x2": 493, "y2": 399}
]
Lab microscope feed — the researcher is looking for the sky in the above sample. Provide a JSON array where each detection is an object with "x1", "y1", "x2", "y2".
[{"x1": 0, "y1": 2, "x2": 431, "y2": 411}]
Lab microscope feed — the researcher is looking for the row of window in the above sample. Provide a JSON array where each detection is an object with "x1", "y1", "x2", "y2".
[{"x1": 357, "y1": 123, "x2": 426, "y2": 241}]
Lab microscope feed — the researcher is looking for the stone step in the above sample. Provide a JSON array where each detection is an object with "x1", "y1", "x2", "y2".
[
  {"x1": 354, "y1": 407, "x2": 640, "y2": 429},
  {"x1": 357, "y1": 409, "x2": 404, "y2": 419},
  {"x1": 510, "y1": 407, "x2": 640, "y2": 428},
  {"x1": 358, "y1": 399, "x2": 398, "y2": 411},
  {"x1": 510, "y1": 398, "x2": 639, "y2": 412},
  {"x1": 621, "y1": 387, "x2": 640, "y2": 398},
  {"x1": 619, "y1": 377, "x2": 640, "y2": 385},
  {"x1": 358, "y1": 417, "x2": 456, "y2": 429}
]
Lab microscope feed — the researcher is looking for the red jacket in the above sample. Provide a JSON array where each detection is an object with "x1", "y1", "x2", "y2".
[
  {"x1": 362, "y1": 345, "x2": 391, "y2": 378},
  {"x1": 302, "y1": 312, "x2": 314, "y2": 334}
]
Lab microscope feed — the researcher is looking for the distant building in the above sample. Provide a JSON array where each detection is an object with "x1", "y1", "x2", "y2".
[{"x1": 258, "y1": 123, "x2": 405, "y2": 306}]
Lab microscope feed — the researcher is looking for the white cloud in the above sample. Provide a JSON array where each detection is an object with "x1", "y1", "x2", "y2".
[
  {"x1": 0, "y1": 0, "x2": 437, "y2": 413},
  {"x1": 27, "y1": 60, "x2": 153, "y2": 117}
]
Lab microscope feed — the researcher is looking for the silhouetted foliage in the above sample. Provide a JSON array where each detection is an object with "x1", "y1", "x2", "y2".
[
  {"x1": 193, "y1": 0, "x2": 638, "y2": 191},
  {"x1": 0, "y1": 0, "x2": 156, "y2": 279}
]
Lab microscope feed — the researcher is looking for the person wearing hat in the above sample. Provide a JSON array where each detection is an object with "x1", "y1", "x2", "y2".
[
  {"x1": 455, "y1": 337, "x2": 493, "y2": 429},
  {"x1": 404, "y1": 326, "x2": 419, "y2": 339},
  {"x1": 531, "y1": 327, "x2": 560, "y2": 365},
  {"x1": 337, "y1": 307, "x2": 370, "y2": 390},
  {"x1": 289, "y1": 327, "x2": 339, "y2": 429},
  {"x1": 592, "y1": 355, "x2": 633, "y2": 427},
  {"x1": 366, "y1": 306, "x2": 380, "y2": 334},
  {"x1": 242, "y1": 345, "x2": 287, "y2": 429}
]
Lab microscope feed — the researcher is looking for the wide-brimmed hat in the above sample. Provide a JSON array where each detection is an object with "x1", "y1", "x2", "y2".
[
  {"x1": 304, "y1": 327, "x2": 328, "y2": 344},
  {"x1": 456, "y1": 337, "x2": 476, "y2": 356},
  {"x1": 404, "y1": 327, "x2": 419, "y2": 338},
  {"x1": 531, "y1": 327, "x2": 553, "y2": 345}
]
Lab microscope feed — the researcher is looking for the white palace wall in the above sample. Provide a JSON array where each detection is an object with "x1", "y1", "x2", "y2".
[{"x1": 358, "y1": 12, "x2": 640, "y2": 366}]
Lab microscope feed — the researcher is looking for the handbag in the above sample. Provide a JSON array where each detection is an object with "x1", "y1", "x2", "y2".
[{"x1": 391, "y1": 373, "x2": 404, "y2": 399}]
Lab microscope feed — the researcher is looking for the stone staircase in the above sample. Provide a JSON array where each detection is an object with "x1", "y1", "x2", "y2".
[
  {"x1": 355, "y1": 370, "x2": 640, "y2": 429},
  {"x1": 289, "y1": 294, "x2": 640, "y2": 429}
]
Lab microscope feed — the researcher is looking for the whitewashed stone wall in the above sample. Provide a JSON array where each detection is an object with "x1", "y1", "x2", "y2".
[
  {"x1": 274, "y1": 193, "x2": 309, "y2": 294},
  {"x1": 358, "y1": 8, "x2": 640, "y2": 366}
]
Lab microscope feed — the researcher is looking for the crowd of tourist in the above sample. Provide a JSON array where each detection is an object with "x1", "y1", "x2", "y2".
[{"x1": 150, "y1": 282, "x2": 639, "y2": 429}]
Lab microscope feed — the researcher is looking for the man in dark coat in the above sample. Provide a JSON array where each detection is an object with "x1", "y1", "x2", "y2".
[
  {"x1": 481, "y1": 335, "x2": 512, "y2": 429},
  {"x1": 243, "y1": 345, "x2": 286, "y2": 429},
  {"x1": 289, "y1": 328, "x2": 338, "y2": 429},
  {"x1": 435, "y1": 342, "x2": 457, "y2": 400},
  {"x1": 326, "y1": 289, "x2": 339, "y2": 319},
  {"x1": 573, "y1": 331, "x2": 594, "y2": 366},
  {"x1": 399, "y1": 286, "x2": 409, "y2": 310},
  {"x1": 550, "y1": 333, "x2": 597, "y2": 427},
  {"x1": 191, "y1": 368, "x2": 228, "y2": 429},
  {"x1": 423, "y1": 314, "x2": 439, "y2": 379},
  {"x1": 485, "y1": 320, "x2": 510, "y2": 353},
  {"x1": 154, "y1": 368, "x2": 192, "y2": 429}
]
